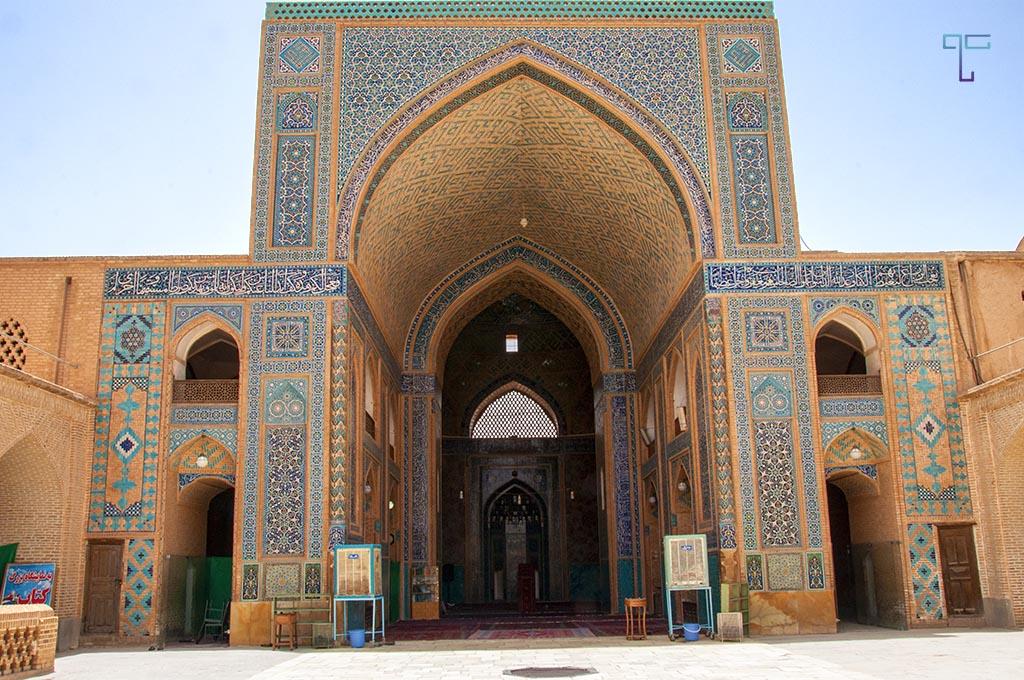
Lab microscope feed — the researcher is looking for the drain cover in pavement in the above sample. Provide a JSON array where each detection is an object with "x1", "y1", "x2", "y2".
[{"x1": 503, "y1": 668, "x2": 598, "y2": 678}]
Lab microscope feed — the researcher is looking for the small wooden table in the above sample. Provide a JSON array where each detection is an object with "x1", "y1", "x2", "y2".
[
  {"x1": 272, "y1": 611, "x2": 298, "y2": 650},
  {"x1": 624, "y1": 597, "x2": 647, "y2": 640}
]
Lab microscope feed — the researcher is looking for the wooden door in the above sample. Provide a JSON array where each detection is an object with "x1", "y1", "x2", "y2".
[
  {"x1": 84, "y1": 542, "x2": 123, "y2": 634},
  {"x1": 938, "y1": 525, "x2": 983, "y2": 616}
]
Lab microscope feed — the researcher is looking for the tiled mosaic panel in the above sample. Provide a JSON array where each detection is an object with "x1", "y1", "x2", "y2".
[
  {"x1": 90, "y1": 304, "x2": 165, "y2": 532},
  {"x1": 263, "y1": 425, "x2": 307, "y2": 555},
  {"x1": 750, "y1": 372, "x2": 793, "y2": 419},
  {"x1": 338, "y1": 26, "x2": 710, "y2": 203},
  {"x1": 169, "y1": 428, "x2": 237, "y2": 458},
  {"x1": 408, "y1": 397, "x2": 429, "y2": 561},
  {"x1": 266, "y1": 314, "x2": 311, "y2": 360},
  {"x1": 753, "y1": 420, "x2": 801, "y2": 548},
  {"x1": 104, "y1": 265, "x2": 345, "y2": 299},
  {"x1": 746, "y1": 554, "x2": 764, "y2": 591},
  {"x1": 705, "y1": 261, "x2": 945, "y2": 294},
  {"x1": 707, "y1": 25, "x2": 796, "y2": 259},
  {"x1": 170, "y1": 406, "x2": 238, "y2": 425},
  {"x1": 241, "y1": 563, "x2": 260, "y2": 601},
  {"x1": 726, "y1": 91, "x2": 767, "y2": 132},
  {"x1": 263, "y1": 562, "x2": 302, "y2": 598},
  {"x1": 122, "y1": 538, "x2": 155, "y2": 636},
  {"x1": 170, "y1": 304, "x2": 243, "y2": 334},
  {"x1": 254, "y1": 25, "x2": 335, "y2": 262},
  {"x1": 886, "y1": 295, "x2": 971, "y2": 516},
  {"x1": 808, "y1": 296, "x2": 880, "y2": 327},
  {"x1": 329, "y1": 300, "x2": 348, "y2": 529},
  {"x1": 820, "y1": 397, "x2": 885, "y2": 419},
  {"x1": 766, "y1": 552, "x2": 803, "y2": 591},
  {"x1": 267, "y1": 2, "x2": 775, "y2": 20},
  {"x1": 744, "y1": 311, "x2": 789, "y2": 352},
  {"x1": 272, "y1": 136, "x2": 316, "y2": 248},
  {"x1": 908, "y1": 523, "x2": 944, "y2": 620},
  {"x1": 694, "y1": 360, "x2": 714, "y2": 528},
  {"x1": 729, "y1": 296, "x2": 820, "y2": 552},
  {"x1": 174, "y1": 436, "x2": 236, "y2": 492},
  {"x1": 822, "y1": 425, "x2": 887, "y2": 467},
  {"x1": 610, "y1": 394, "x2": 640, "y2": 558},
  {"x1": 807, "y1": 552, "x2": 826, "y2": 590},
  {"x1": 244, "y1": 301, "x2": 327, "y2": 561},
  {"x1": 731, "y1": 135, "x2": 777, "y2": 245},
  {"x1": 304, "y1": 562, "x2": 323, "y2": 595},
  {"x1": 705, "y1": 299, "x2": 736, "y2": 546},
  {"x1": 408, "y1": 238, "x2": 629, "y2": 371}
]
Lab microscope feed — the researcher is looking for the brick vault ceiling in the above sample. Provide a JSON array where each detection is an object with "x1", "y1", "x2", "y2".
[{"x1": 354, "y1": 76, "x2": 695, "y2": 364}]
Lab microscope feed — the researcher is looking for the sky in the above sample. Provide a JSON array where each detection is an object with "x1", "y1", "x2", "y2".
[{"x1": 1, "y1": 0, "x2": 1021, "y2": 258}]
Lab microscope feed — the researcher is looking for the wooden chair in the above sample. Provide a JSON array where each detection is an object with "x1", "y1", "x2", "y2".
[{"x1": 273, "y1": 611, "x2": 299, "y2": 650}]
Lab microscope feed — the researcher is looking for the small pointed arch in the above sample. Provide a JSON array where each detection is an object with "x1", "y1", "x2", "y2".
[
  {"x1": 484, "y1": 479, "x2": 547, "y2": 527},
  {"x1": 364, "y1": 351, "x2": 379, "y2": 439},
  {"x1": 640, "y1": 384, "x2": 657, "y2": 456},
  {"x1": 823, "y1": 426, "x2": 888, "y2": 468},
  {"x1": 386, "y1": 387, "x2": 399, "y2": 462},
  {"x1": 814, "y1": 311, "x2": 881, "y2": 377},
  {"x1": 470, "y1": 382, "x2": 558, "y2": 439},
  {"x1": 668, "y1": 349, "x2": 688, "y2": 435},
  {"x1": 171, "y1": 319, "x2": 241, "y2": 381},
  {"x1": 172, "y1": 434, "x2": 237, "y2": 497}
]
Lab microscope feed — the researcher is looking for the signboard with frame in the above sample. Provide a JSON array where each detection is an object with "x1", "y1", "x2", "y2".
[{"x1": 2, "y1": 563, "x2": 56, "y2": 606}]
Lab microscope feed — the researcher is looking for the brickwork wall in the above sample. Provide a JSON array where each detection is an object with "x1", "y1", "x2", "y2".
[
  {"x1": 0, "y1": 604, "x2": 58, "y2": 677},
  {"x1": 959, "y1": 369, "x2": 1024, "y2": 627},
  {"x1": 0, "y1": 366, "x2": 94, "y2": 647}
]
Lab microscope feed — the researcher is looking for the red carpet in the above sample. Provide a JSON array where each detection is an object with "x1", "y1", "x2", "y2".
[{"x1": 469, "y1": 627, "x2": 595, "y2": 639}]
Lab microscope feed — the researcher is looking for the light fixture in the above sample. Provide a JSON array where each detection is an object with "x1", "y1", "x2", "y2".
[
  {"x1": 195, "y1": 452, "x2": 209, "y2": 469},
  {"x1": 459, "y1": 490, "x2": 464, "y2": 500},
  {"x1": 569, "y1": 489, "x2": 575, "y2": 501},
  {"x1": 388, "y1": 500, "x2": 395, "y2": 510},
  {"x1": 677, "y1": 480, "x2": 687, "y2": 493},
  {"x1": 364, "y1": 483, "x2": 372, "y2": 494},
  {"x1": 676, "y1": 406, "x2": 688, "y2": 431},
  {"x1": 648, "y1": 494, "x2": 657, "y2": 506},
  {"x1": 850, "y1": 446, "x2": 863, "y2": 460}
]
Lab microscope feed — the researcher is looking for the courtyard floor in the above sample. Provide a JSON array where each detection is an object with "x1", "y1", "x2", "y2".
[{"x1": 40, "y1": 625, "x2": 1022, "y2": 680}]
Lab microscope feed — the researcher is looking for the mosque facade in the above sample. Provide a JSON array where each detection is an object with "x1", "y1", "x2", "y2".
[{"x1": 1, "y1": 1, "x2": 1023, "y2": 649}]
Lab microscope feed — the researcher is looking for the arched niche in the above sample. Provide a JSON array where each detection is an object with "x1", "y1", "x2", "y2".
[{"x1": 172, "y1": 320, "x2": 240, "y2": 382}]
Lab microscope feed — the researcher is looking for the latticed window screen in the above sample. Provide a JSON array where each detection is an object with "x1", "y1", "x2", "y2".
[
  {"x1": 472, "y1": 390, "x2": 557, "y2": 438},
  {"x1": 0, "y1": 319, "x2": 27, "y2": 370}
]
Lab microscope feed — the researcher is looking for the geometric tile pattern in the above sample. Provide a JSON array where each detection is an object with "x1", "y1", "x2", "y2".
[
  {"x1": 819, "y1": 398, "x2": 886, "y2": 419},
  {"x1": 170, "y1": 304, "x2": 243, "y2": 334},
  {"x1": 272, "y1": 136, "x2": 316, "y2": 248},
  {"x1": 750, "y1": 372, "x2": 794, "y2": 419},
  {"x1": 907, "y1": 523, "x2": 945, "y2": 620},
  {"x1": 808, "y1": 296, "x2": 880, "y2": 326},
  {"x1": 90, "y1": 303, "x2": 165, "y2": 532},
  {"x1": 754, "y1": 420, "x2": 802, "y2": 548},
  {"x1": 266, "y1": 315, "x2": 310, "y2": 359},
  {"x1": 244, "y1": 300, "x2": 327, "y2": 562},
  {"x1": 337, "y1": 25, "x2": 710, "y2": 216},
  {"x1": 241, "y1": 563, "x2": 260, "y2": 601},
  {"x1": 263, "y1": 426, "x2": 306, "y2": 556},
  {"x1": 766, "y1": 552, "x2": 803, "y2": 591},
  {"x1": 169, "y1": 427, "x2": 237, "y2": 457},
  {"x1": 707, "y1": 24, "x2": 795, "y2": 258},
  {"x1": 169, "y1": 406, "x2": 238, "y2": 425},
  {"x1": 278, "y1": 36, "x2": 321, "y2": 74},
  {"x1": 276, "y1": 91, "x2": 318, "y2": 132},
  {"x1": 886, "y1": 295, "x2": 971, "y2": 517},
  {"x1": 104, "y1": 265, "x2": 346, "y2": 298},
  {"x1": 263, "y1": 562, "x2": 302, "y2": 598},
  {"x1": 744, "y1": 311, "x2": 789, "y2": 352},
  {"x1": 705, "y1": 299, "x2": 737, "y2": 547},
  {"x1": 726, "y1": 91, "x2": 768, "y2": 132},
  {"x1": 822, "y1": 425, "x2": 888, "y2": 468},
  {"x1": 122, "y1": 538, "x2": 155, "y2": 636},
  {"x1": 731, "y1": 135, "x2": 777, "y2": 244},
  {"x1": 704, "y1": 260, "x2": 946, "y2": 293},
  {"x1": 304, "y1": 562, "x2": 322, "y2": 595},
  {"x1": 267, "y1": 2, "x2": 775, "y2": 19},
  {"x1": 746, "y1": 554, "x2": 764, "y2": 591},
  {"x1": 329, "y1": 300, "x2": 348, "y2": 538},
  {"x1": 729, "y1": 296, "x2": 821, "y2": 551},
  {"x1": 721, "y1": 37, "x2": 764, "y2": 74},
  {"x1": 694, "y1": 360, "x2": 714, "y2": 528},
  {"x1": 807, "y1": 552, "x2": 826, "y2": 590},
  {"x1": 265, "y1": 378, "x2": 308, "y2": 424},
  {"x1": 255, "y1": 24, "x2": 334, "y2": 262}
]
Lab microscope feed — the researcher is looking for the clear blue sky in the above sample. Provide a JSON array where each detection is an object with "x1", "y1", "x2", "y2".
[{"x1": 1, "y1": 0, "x2": 1021, "y2": 258}]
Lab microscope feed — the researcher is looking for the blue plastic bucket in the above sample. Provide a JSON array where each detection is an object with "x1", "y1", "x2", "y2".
[
  {"x1": 682, "y1": 623, "x2": 701, "y2": 642},
  {"x1": 349, "y1": 628, "x2": 366, "y2": 648}
]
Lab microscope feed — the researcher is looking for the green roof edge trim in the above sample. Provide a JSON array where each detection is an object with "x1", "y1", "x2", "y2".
[{"x1": 266, "y1": 1, "x2": 774, "y2": 20}]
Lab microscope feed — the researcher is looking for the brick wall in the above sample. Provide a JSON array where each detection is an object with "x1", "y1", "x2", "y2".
[{"x1": 0, "y1": 604, "x2": 58, "y2": 677}]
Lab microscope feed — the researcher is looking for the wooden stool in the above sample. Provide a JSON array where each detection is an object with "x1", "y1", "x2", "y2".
[
  {"x1": 624, "y1": 597, "x2": 647, "y2": 640},
  {"x1": 273, "y1": 611, "x2": 298, "y2": 650}
]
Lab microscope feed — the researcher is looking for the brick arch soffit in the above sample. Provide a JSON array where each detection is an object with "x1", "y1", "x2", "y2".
[
  {"x1": 462, "y1": 375, "x2": 567, "y2": 436},
  {"x1": 823, "y1": 426, "x2": 889, "y2": 468},
  {"x1": 0, "y1": 433, "x2": 65, "y2": 497},
  {"x1": 337, "y1": 40, "x2": 713, "y2": 261},
  {"x1": 171, "y1": 435, "x2": 237, "y2": 505},
  {"x1": 407, "y1": 240, "x2": 629, "y2": 374},
  {"x1": 170, "y1": 316, "x2": 242, "y2": 381},
  {"x1": 812, "y1": 309, "x2": 881, "y2": 359}
]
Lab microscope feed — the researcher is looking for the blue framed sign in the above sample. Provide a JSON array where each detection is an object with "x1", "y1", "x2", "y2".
[{"x1": 2, "y1": 563, "x2": 56, "y2": 606}]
